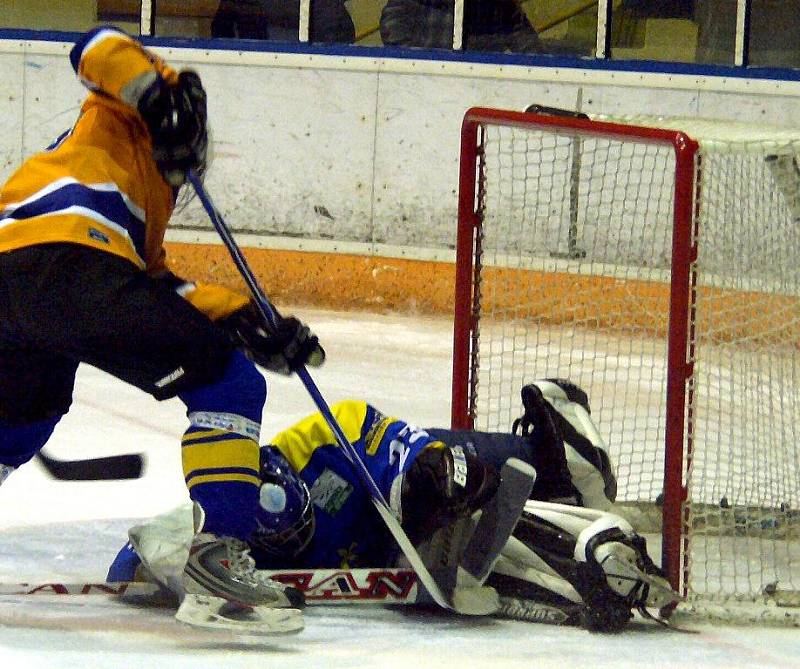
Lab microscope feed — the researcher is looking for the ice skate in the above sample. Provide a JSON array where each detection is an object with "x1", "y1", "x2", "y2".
[{"x1": 183, "y1": 533, "x2": 304, "y2": 608}]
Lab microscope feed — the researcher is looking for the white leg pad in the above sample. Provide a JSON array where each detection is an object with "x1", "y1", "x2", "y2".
[
  {"x1": 493, "y1": 551, "x2": 583, "y2": 604},
  {"x1": 128, "y1": 502, "x2": 204, "y2": 597}
]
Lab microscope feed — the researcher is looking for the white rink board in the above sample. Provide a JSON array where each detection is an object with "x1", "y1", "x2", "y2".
[{"x1": 2, "y1": 42, "x2": 800, "y2": 259}]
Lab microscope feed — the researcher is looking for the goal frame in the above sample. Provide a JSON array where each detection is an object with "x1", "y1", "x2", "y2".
[{"x1": 450, "y1": 107, "x2": 701, "y2": 595}]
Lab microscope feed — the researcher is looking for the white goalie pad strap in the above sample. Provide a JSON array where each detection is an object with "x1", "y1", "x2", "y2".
[
  {"x1": 188, "y1": 411, "x2": 261, "y2": 441},
  {"x1": 574, "y1": 514, "x2": 635, "y2": 564},
  {"x1": 493, "y1": 548, "x2": 582, "y2": 604},
  {"x1": 524, "y1": 499, "x2": 609, "y2": 532},
  {"x1": 128, "y1": 501, "x2": 204, "y2": 597}
]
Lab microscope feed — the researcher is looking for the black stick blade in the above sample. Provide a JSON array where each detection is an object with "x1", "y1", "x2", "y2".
[{"x1": 36, "y1": 451, "x2": 144, "y2": 481}]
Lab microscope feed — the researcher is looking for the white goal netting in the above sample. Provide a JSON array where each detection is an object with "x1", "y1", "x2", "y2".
[{"x1": 454, "y1": 109, "x2": 800, "y2": 618}]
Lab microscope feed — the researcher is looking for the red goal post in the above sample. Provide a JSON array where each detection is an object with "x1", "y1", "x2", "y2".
[{"x1": 451, "y1": 106, "x2": 800, "y2": 617}]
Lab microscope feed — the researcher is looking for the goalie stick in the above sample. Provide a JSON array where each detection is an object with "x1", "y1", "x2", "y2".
[
  {"x1": 1, "y1": 458, "x2": 531, "y2": 605},
  {"x1": 0, "y1": 572, "x2": 560, "y2": 617},
  {"x1": 187, "y1": 171, "x2": 534, "y2": 616},
  {"x1": 0, "y1": 571, "x2": 418, "y2": 604},
  {"x1": 0, "y1": 572, "x2": 584, "y2": 626},
  {"x1": 36, "y1": 449, "x2": 144, "y2": 481},
  {"x1": 460, "y1": 458, "x2": 535, "y2": 584}
]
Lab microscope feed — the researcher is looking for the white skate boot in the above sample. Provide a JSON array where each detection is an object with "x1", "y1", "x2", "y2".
[{"x1": 183, "y1": 532, "x2": 304, "y2": 608}]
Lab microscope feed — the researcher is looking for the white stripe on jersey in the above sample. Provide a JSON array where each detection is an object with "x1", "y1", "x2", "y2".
[
  {"x1": 78, "y1": 28, "x2": 129, "y2": 64},
  {"x1": 1, "y1": 178, "x2": 146, "y2": 222}
]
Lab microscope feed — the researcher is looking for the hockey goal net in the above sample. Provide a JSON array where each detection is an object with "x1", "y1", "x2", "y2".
[{"x1": 451, "y1": 106, "x2": 800, "y2": 620}]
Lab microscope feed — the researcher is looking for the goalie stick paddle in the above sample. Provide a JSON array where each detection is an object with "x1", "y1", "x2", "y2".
[
  {"x1": 418, "y1": 458, "x2": 535, "y2": 615},
  {"x1": 459, "y1": 458, "x2": 536, "y2": 584},
  {"x1": 36, "y1": 450, "x2": 144, "y2": 481},
  {"x1": 0, "y1": 570, "x2": 421, "y2": 604},
  {"x1": 187, "y1": 171, "x2": 482, "y2": 615}
]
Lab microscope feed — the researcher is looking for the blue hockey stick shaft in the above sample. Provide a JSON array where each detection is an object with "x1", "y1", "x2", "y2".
[
  {"x1": 187, "y1": 172, "x2": 468, "y2": 611},
  {"x1": 186, "y1": 172, "x2": 390, "y2": 506}
]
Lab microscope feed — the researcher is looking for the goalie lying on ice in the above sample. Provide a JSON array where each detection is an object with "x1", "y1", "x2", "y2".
[{"x1": 109, "y1": 379, "x2": 679, "y2": 631}]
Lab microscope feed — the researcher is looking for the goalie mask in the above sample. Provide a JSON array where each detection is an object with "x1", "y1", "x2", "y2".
[{"x1": 250, "y1": 446, "x2": 315, "y2": 559}]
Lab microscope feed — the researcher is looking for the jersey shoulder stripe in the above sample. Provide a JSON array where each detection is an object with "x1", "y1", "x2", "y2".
[{"x1": 0, "y1": 180, "x2": 146, "y2": 263}]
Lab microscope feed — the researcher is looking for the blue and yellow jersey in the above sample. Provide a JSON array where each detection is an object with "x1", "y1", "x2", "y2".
[
  {"x1": 0, "y1": 27, "x2": 247, "y2": 321},
  {"x1": 260, "y1": 400, "x2": 444, "y2": 569}
]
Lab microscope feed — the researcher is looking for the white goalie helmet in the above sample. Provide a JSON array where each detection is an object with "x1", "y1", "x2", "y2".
[{"x1": 250, "y1": 446, "x2": 315, "y2": 559}]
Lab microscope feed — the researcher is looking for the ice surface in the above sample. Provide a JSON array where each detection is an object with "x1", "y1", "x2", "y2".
[{"x1": 1, "y1": 309, "x2": 799, "y2": 668}]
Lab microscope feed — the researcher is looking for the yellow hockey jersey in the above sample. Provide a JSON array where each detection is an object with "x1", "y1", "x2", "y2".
[{"x1": 0, "y1": 27, "x2": 247, "y2": 321}]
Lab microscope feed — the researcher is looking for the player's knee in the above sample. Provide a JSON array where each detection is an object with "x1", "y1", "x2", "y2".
[
  {"x1": 0, "y1": 416, "x2": 61, "y2": 467},
  {"x1": 179, "y1": 349, "x2": 266, "y2": 422}
]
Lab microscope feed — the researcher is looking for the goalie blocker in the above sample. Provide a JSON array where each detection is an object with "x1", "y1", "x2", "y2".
[{"x1": 108, "y1": 380, "x2": 679, "y2": 631}]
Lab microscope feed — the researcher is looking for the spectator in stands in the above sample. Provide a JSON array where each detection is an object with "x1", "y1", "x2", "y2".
[
  {"x1": 694, "y1": 0, "x2": 800, "y2": 67},
  {"x1": 380, "y1": 0, "x2": 541, "y2": 53},
  {"x1": 615, "y1": 0, "x2": 694, "y2": 19},
  {"x1": 615, "y1": 0, "x2": 800, "y2": 67},
  {"x1": 212, "y1": 0, "x2": 355, "y2": 43}
]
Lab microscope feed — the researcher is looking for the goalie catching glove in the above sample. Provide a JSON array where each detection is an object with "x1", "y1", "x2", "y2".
[
  {"x1": 399, "y1": 443, "x2": 500, "y2": 545},
  {"x1": 220, "y1": 302, "x2": 325, "y2": 375}
]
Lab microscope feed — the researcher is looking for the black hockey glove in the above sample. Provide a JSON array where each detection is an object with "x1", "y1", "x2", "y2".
[
  {"x1": 221, "y1": 303, "x2": 325, "y2": 375},
  {"x1": 400, "y1": 444, "x2": 499, "y2": 545},
  {"x1": 137, "y1": 70, "x2": 208, "y2": 186}
]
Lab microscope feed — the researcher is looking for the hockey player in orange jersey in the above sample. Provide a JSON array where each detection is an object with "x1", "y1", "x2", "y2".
[{"x1": 0, "y1": 27, "x2": 323, "y2": 610}]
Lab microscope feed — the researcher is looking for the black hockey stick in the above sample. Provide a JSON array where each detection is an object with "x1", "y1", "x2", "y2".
[{"x1": 36, "y1": 450, "x2": 144, "y2": 481}]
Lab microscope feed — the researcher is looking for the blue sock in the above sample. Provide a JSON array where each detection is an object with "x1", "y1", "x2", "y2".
[{"x1": 0, "y1": 417, "x2": 61, "y2": 467}]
